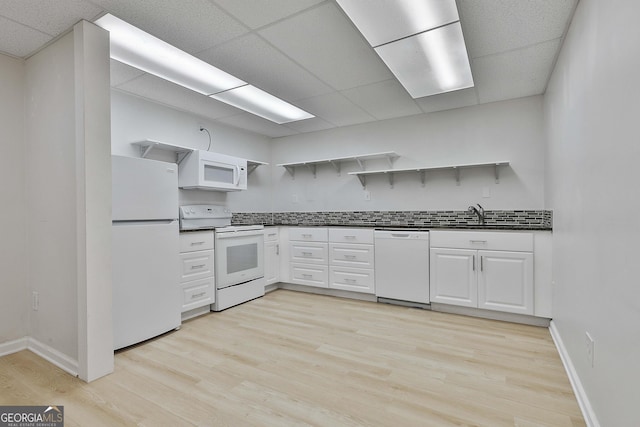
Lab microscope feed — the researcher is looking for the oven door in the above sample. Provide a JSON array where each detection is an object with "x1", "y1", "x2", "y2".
[{"x1": 215, "y1": 230, "x2": 264, "y2": 289}]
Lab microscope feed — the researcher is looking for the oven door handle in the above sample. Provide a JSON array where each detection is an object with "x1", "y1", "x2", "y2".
[{"x1": 215, "y1": 230, "x2": 264, "y2": 239}]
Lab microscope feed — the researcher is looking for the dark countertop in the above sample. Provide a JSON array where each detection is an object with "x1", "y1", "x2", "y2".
[{"x1": 238, "y1": 223, "x2": 552, "y2": 231}]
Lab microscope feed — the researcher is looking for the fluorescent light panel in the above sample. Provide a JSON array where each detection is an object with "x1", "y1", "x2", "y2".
[
  {"x1": 94, "y1": 14, "x2": 313, "y2": 124},
  {"x1": 375, "y1": 22, "x2": 474, "y2": 98},
  {"x1": 336, "y1": 0, "x2": 460, "y2": 47},
  {"x1": 336, "y1": 0, "x2": 474, "y2": 98},
  {"x1": 212, "y1": 85, "x2": 314, "y2": 124}
]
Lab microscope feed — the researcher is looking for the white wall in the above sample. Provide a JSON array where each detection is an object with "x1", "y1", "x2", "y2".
[
  {"x1": 110, "y1": 91, "x2": 272, "y2": 212},
  {"x1": 544, "y1": 0, "x2": 640, "y2": 425},
  {"x1": 24, "y1": 22, "x2": 114, "y2": 380},
  {"x1": 25, "y1": 32, "x2": 79, "y2": 360},
  {"x1": 271, "y1": 96, "x2": 545, "y2": 212},
  {"x1": 0, "y1": 54, "x2": 27, "y2": 345}
]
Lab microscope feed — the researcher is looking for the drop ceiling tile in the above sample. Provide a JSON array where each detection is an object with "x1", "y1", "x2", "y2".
[
  {"x1": 216, "y1": 114, "x2": 300, "y2": 138},
  {"x1": 472, "y1": 39, "x2": 561, "y2": 104},
  {"x1": 459, "y1": 0, "x2": 577, "y2": 58},
  {"x1": 198, "y1": 34, "x2": 333, "y2": 102},
  {"x1": 416, "y1": 87, "x2": 479, "y2": 113},
  {"x1": 90, "y1": 0, "x2": 247, "y2": 53},
  {"x1": 116, "y1": 73, "x2": 241, "y2": 119},
  {"x1": 0, "y1": 0, "x2": 103, "y2": 36},
  {"x1": 110, "y1": 59, "x2": 145, "y2": 86},
  {"x1": 283, "y1": 117, "x2": 336, "y2": 133},
  {"x1": 213, "y1": 0, "x2": 323, "y2": 29},
  {"x1": 0, "y1": 16, "x2": 51, "y2": 57},
  {"x1": 296, "y1": 92, "x2": 376, "y2": 127},
  {"x1": 341, "y1": 79, "x2": 422, "y2": 120},
  {"x1": 259, "y1": 2, "x2": 393, "y2": 91}
]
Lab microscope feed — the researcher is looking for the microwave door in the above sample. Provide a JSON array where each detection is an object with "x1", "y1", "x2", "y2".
[{"x1": 202, "y1": 161, "x2": 235, "y2": 187}]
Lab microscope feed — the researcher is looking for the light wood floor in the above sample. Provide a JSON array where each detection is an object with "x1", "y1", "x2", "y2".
[{"x1": 1, "y1": 290, "x2": 585, "y2": 426}]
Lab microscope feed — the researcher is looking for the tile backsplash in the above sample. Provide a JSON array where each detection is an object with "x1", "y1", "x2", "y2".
[{"x1": 232, "y1": 210, "x2": 552, "y2": 230}]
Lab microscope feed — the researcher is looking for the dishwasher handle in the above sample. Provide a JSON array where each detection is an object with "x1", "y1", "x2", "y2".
[{"x1": 374, "y1": 231, "x2": 429, "y2": 240}]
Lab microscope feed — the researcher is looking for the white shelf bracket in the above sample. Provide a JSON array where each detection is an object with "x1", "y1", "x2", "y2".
[
  {"x1": 387, "y1": 154, "x2": 399, "y2": 168},
  {"x1": 388, "y1": 172, "x2": 394, "y2": 188},
  {"x1": 494, "y1": 164, "x2": 500, "y2": 183},
  {"x1": 247, "y1": 164, "x2": 259, "y2": 175},
  {"x1": 305, "y1": 163, "x2": 317, "y2": 178},
  {"x1": 329, "y1": 160, "x2": 341, "y2": 175},
  {"x1": 355, "y1": 158, "x2": 365, "y2": 171},
  {"x1": 356, "y1": 174, "x2": 367, "y2": 188},
  {"x1": 454, "y1": 167, "x2": 461, "y2": 186},
  {"x1": 284, "y1": 165, "x2": 295, "y2": 179},
  {"x1": 420, "y1": 170, "x2": 426, "y2": 187},
  {"x1": 140, "y1": 143, "x2": 156, "y2": 158}
]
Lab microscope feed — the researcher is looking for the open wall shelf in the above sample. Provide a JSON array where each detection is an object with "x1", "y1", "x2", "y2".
[
  {"x1": 348, "y1": 161, "x2": 510, "y2": 188},
  {"x1": 131, "y1": 140, "x2": 267, "y2": 175},
  {"x1": 278, "y1": 152, "x2": 399, "y2": 178}
]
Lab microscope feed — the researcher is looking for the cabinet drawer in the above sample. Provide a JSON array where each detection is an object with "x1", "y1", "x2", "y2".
[
  {"x1": 180, "y1": 250, "x2": 214, "y2": 282},
  {"x1": 264, "y1": 227, "x2": 279, "y2": 242},
  {"x1": 329, "y1": 243, "x2": 374, "y2": 268},
  {"x1": 429, "y1": 231, "x2": 533, "y2": 252},
  {"x1": 290, "y1": 264, "x2": 328, "y2": 288},
  {"x1": 290, "y1": 242, "x2": 328, "y2": 265},
  {"x1": 180, "y1": 231, "x2": 214, "y2": 252},
  {"x1": 329, "y1": 266, "x2": 375, "y2": 294},
  {"x1": 329, "y1": 228, "x2": 374, "y2": 244},
  {"x1": 181, "y1": 277, "x2": 214, "y2": 312},
  {"x1": 289, "y1": 227, "x2": 328, "y2": 242}
]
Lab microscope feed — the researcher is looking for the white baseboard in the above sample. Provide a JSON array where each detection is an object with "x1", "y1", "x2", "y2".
[
  {"x1": 0, "y1": 337, "x2": 28, "y2": 357},
  {"x1": 27, "y1": 338, "x2": 79, "y2": 378},
  {"x1": 0, "y1": 336, "x2": 79, "y2": 378},
  {"x1": 549, "y1": 321, "x2": 600, "y2": 427}
]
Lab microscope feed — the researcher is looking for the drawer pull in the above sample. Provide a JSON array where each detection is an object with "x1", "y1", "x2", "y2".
[
  {"x1": 470, "y1": 240, "x2": 487, "y2": 244},
  {"x1": 345, "y1": 235, "x2": 356, "y2": 239},
  {"x1": 344, "y1": 254, "x2": 357, "y2": 259},
  {"x1": 190, "y1": 241, "x2": 205, "y2": 246},
  {"x1": 302, "y1": 274, "x2": 313, "y2": 279},
  {"x1": 302, "y1": 252, "x2": 312, "y2": 256},
  {"x1": 344, "y1": 278, "x2": 357, "y2": 283},
  {"x1": 191, "y1": 264, "x2": 206, "y2": 270},
  {"x1": 267, "y1": 233, "x2": 277, "y2": 237},
  {"x1": 302, "y1": 234, "x2": 312, "y2": 238},
  {"x1": 191, "y1": 292, "x2": 206, "y2": 299}
]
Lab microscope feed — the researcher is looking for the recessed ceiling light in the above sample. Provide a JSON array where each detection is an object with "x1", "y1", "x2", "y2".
[{"x1": 94, "y1": 14, "x2": 314, "y2": 124}]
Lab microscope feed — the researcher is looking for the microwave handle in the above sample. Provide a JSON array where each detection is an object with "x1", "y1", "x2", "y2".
[{"x1": 234, "y1": 165, "x2": 241, "y2": 186}]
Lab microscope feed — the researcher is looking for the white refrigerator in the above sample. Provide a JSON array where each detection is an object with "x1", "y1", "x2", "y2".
[{"x1": 112, "y1": 155, "x2": 180, "y2": 350}]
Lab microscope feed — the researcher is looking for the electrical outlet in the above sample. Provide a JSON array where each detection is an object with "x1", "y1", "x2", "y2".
[
  {"x1": 32, "y1": 291, "x2": 39, "y2": 311},
  {"x1": 364, "y1": 190, "x2": 371, "y2": 201},
  {"x1": 585, "y1": 332, "x2": 595, "y2": 367},
  {"x1": 482, "y1": 186, "x2": 491, "y2": 198},
  {"x1": 292, "y1": 194, "x2": 298, "y2": 204}
]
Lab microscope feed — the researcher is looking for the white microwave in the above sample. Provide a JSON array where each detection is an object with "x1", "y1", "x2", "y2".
[{"x1": 178, "y1": 150, "x2": 247, "y2": 191}]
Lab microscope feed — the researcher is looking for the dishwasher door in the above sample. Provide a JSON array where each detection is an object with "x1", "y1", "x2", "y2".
[{"x1": 374, "y1": 230, "x2": 430, "y2": 303}]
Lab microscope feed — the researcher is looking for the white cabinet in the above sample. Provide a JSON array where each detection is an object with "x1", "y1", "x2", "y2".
[
  {"x1": 329, "y1": 228, "x2": 375, "y2": 294},
  {"x1": 179, "y1": 231, "x2": 214, "y2": 314},
  {"x1": 430, "y1": 231, "x2": 534, "y2": 316},
  {"x1": 289, "y1": 227, "x2": 329, "y2": 288},
  {"x1": 264, "y1": 227, "x2": 280, "y2": 287}
]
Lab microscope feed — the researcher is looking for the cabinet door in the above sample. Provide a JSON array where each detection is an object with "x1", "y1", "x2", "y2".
[
  {"x1": 264, "y1": 241, "x2": 280, "y2": 286},
  {"x1": 478, "y1": 250, "x2": 534, "y2": 315},
  {"x1": 429, "y1": 248, "x2": 477, "y2": 307}
]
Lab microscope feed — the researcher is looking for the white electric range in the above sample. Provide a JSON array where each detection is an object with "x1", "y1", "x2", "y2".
[{"x1": 179, "y1": 205, "x2": 265, "y2": 311}]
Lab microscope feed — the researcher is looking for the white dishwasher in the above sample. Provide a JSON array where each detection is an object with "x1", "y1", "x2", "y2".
[{"x1": 374, "y1": 230, "x2": 430, "y2": 304}]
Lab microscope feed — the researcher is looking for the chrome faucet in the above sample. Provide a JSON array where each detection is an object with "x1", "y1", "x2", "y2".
[{"x1": 468, "y1": 204, "x2": 485, "y2": 225}]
